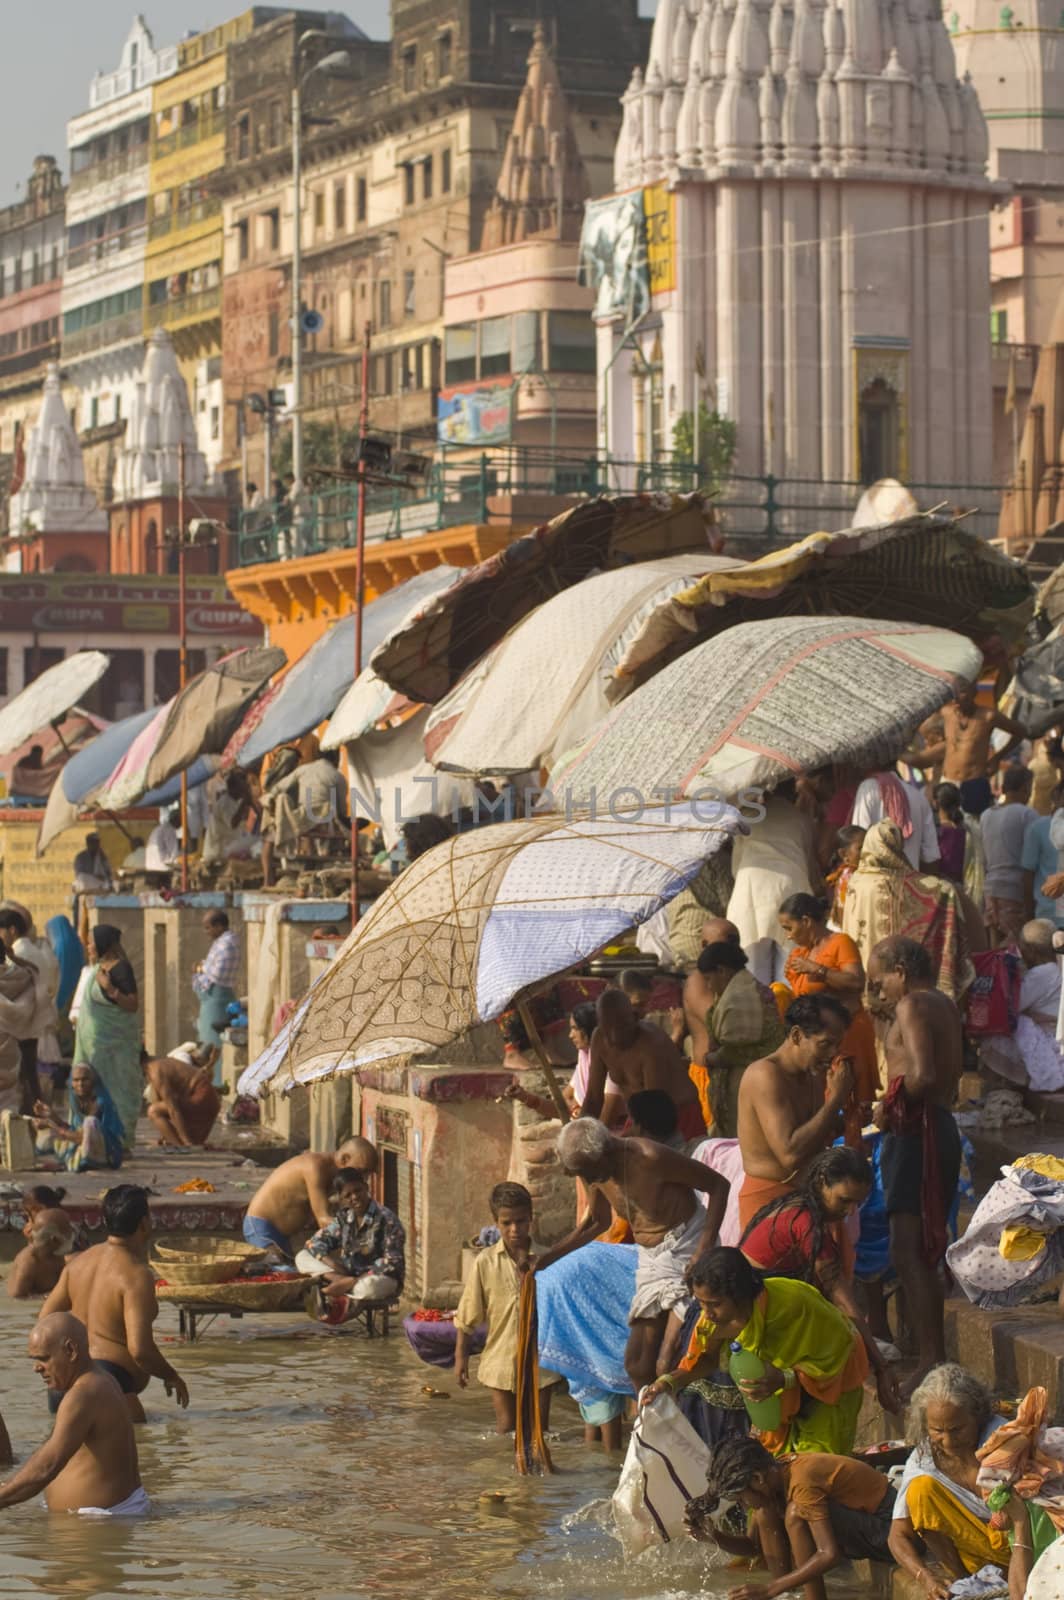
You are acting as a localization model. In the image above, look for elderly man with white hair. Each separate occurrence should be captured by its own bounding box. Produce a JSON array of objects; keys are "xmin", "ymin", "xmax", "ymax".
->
[
  {"xmin": 539, "ymin": 1117, "xmax": 728, "ymax": 1393},
  {"xmin": 983, "ymin": 918, "xmax": 1064, "ymax": 1092}
]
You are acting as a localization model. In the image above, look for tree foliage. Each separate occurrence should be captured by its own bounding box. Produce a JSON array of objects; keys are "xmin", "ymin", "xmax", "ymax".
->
[{"xmin": 671, "ymin": 404, "xmax": 738, "ymax": 494}]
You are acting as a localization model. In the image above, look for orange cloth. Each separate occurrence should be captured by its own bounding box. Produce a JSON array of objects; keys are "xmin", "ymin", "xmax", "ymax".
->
[
  {"xmin": 784, "ymin": 931, "xmax": 862, "ymax": 998},
  {"xmin": 688, "ymin": 1061, "xmax": 714, "ymax": 1132},
  {"xmin": 738, "ymin": 1173, "xmax": 798, "ymax": 1231}
]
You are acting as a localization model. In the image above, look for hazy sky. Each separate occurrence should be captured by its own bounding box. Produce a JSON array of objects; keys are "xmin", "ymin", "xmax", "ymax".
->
[{"xmin": 3, "ymin": 1, "xmax": 658, "ymax": 204}]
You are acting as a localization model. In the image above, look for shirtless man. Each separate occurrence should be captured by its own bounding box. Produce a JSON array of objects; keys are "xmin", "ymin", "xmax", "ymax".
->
[
  {"xmin": 736, "ymin": 994, "xmax": 852, "ymax": 1230},
  {"xmin": 242, "ymin": 1135, "xmax": 379, "ymax": 1256},
  {"xmin": 144, "ymin": 1048, "xmax": 220, "ymax": 1148},
  {"xmin": 673, "ymin": 918, "xmax": 741, "ymax": 1068},
  {"xmin": 547, "ymin": 1118, "xmax": 729, "ymax": 1389},
  {"xmin": 8, "ymin": 1213, "xmax": 74, "ymax": 1299},
  {"xmin": 866, "ymin": 936, "xmax": 963, "ymax": 1396},
  {"xmin": 40, "ymin": 1185, "xmax": 188, "ymax": 1424},
  {"xmin": 583, "ymin": 989, "xmax": 704, "ymax": 1142},
  {"xmin": 906, "ymin": 688, "xmax": 1027, "ymax": 816},
  {"xmin": 0, "ymin": 1314, "xmax": 146, "ymax": 1516}
]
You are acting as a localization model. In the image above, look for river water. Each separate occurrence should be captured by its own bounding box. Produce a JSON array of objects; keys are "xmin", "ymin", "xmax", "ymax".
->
[{"xmin": 0, "ymin": 1297, "xmax": 862, "ymax": 1600}]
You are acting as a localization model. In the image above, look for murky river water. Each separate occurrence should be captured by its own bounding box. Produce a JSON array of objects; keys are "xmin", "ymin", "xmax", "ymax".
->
[{"xmin": 0, "ymin": 1296, "xmax": 863, "ymax": 1600}]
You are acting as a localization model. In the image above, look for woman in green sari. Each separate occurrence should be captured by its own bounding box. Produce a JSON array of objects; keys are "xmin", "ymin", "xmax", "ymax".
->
[{"xmin": 73, "ymin": 925, "xmax": 141, "ymax": 1150}]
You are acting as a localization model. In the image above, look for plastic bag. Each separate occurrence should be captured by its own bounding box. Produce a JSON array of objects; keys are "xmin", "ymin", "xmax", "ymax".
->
[{"xmin": 611, "ymin": 1392, "xmax": 710, "ymax": 1554}]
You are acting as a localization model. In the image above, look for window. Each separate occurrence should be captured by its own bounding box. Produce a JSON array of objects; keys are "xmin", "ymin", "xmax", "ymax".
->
[
  {"xmin": 404, "ymin": 269, "xmax": 416, "ymax": 318},
  {"xmin": 237, "ymin": 114, "xmax": 250, "ymax": 159},
  {"xmin": 313, "ymin": 191, "xmax": 325, "ymax": 230},
  {"xmin": 547, "ymin": 311, "xmax": 596, "ymax": 373},
  {"xmin": 858, "ymin": 377, "xmax": 900, "ymax": 484},
  {"xmin": 269, "ymin": 99, "xmax": 283, "ymax": 147},
  {"xmin": 403, "ymin": 164, "xmax": 415, "ymax": 206},
  {"xmin": 439, "ymin": 29, "xmax": 453, "ymax": 78},
  {"xmin": 268, "ymin": 307, "xmax": 279, "ymax": 357},
  {"xmin": 441, "ymin": 148, "xmax": 452, "ymax": 193},
  {"xmin": 356, "ymin": 176, "xmax": 367, "ymax": 222},
  {"xmin": 334, "ymin": 183, "xmax": 346, "ymax": 232},
  {"xmin": 211, "ymin": 405, "xmax": 220, "ymax": 441},
  {"xmin": 266, "ymin": 208, "xmax": 280, "ymax": 252},
  {"xmin": 480, "ymin": 315, "xmax": 512, "ymax": 378},
  {"xmin": 422, "ymin": 157, "xmax": 433, "ymax": 201},
  {"xmin": 89, "ymin": 396, "xmax": 100, "ymax": 429},
  {"xmin": 444, "ymin": 324, "xmax": 476, "ymax": 385},
  {"xmin": 402, "ymin": 45, "xmax": 417, "ymax": 92},
  {"xmin": 379, "ymin": 278, "xmax": 392, "ymax": 328},
  {"xmin": 514, "ymin": 310, "xmax": 540, "ymax": 372},
  {"xmin": 114, "ymin": 394, "xmax": 121, "ymax": 422},
  {"xmin": 990, "ymin": 308, "xmax": 1008, "ymax": 344},
  {"xmin": 236, "ymin": 218, "xmax": 249, "ymax": 262}
]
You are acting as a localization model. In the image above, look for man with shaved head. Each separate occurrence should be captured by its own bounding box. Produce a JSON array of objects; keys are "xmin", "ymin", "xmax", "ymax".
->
[
  {"xmin": 674, "ymin": 918, "xmax": 743, "ymax": 1068},
  {"xmin": 582, "ymin": 989, "xmax": 705, "ymax": 1143},
  {"xmin": 0, "ymin": 1313, "xmax": 146, "ymax": 1515}
]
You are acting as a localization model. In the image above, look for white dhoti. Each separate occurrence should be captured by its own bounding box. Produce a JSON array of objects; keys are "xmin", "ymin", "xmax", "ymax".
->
[
  {"xmin": 629, "ymin": 1209, "xmax": 705, "ymax": 1324},
  {"xmin": 294, "ymin": 1249, "xmax": 399, "ymax": 1305},
  {"xmin": 75, "ymin": 1485, "xmax": 151, "ymax": 1517}
]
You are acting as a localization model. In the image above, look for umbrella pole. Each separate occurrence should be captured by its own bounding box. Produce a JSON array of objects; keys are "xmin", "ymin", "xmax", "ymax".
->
[
  {"xmin": 350, "ymin": 320, "xmax": 372, "ymax": 927},
  {"xmin": 516, "ymin": 1000, "xmax": 569, "ymax": 1122}
]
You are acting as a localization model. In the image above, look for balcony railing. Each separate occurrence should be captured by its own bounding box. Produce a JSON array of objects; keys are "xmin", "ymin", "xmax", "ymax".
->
[
  {"xmin": 233, "ymin": 448, "xmax": 1008, "ymax": 567},
  {"xmin": 61, "ymin": 308, "xmax": 144, "ymax": 360},
  {"xmin": 147, "ymin": 196, "xmax": 221, "ymax": 241},
  {"xmin": 67, "ymin": 144, "xmax": 149, "ymax": 194},
  {"xmin": 145, "ymin": 285, "xmax": 222, "ymax": 329},
  {"xmin": 150, "ymin": 107, "xmax": 226, "ymax": 162},
  {"xmin": 67, "ymin": 224, "xmax": 147, "ymax": 272},
  {"xmin": 0, "ymin": 339, "xmax": 60, "ymax": 379}
]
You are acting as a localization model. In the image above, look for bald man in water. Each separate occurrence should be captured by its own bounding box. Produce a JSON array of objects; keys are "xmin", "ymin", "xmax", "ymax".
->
[
  {"xmin": 0, "ymin": 1314, "xmax": 146, "ymax": 1515},
  {"xmin": 243, "ymin": 1136, "xmax": 380, "ymax": 1257}
]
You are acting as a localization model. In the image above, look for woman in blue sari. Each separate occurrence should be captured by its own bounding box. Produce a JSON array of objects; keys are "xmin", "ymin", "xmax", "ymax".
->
[
  {"xmin": 73, "ymin": 925, "xmax": 141, "ymax": 1149},
  {"xmin": 33, "ymin": 1063, "xmax": 124, "ymax": 1172}
]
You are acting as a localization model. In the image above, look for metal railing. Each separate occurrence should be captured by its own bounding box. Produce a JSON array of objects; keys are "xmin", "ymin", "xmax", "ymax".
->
[
  {"xmin": 145, "ymin": 285, "xmax": 222, "ymax": 329},
  {"xmin": 150, "ymin": 108, "xmax": 226, "ymax": 161},
  {"xmin": 147, "ymin": 196, "xmax": 221, "ymax": 241},
  {"xmin": 67, "ymin": 223, "xmax": 147, "ymax": 271},
  {"xmin": 61, "ymin": 308, "xmax": 144, "ymax": 360},
  {"xmin": 233, "ymin": 448, "xmax": 1006, "ymax": 567},
  {"xmin": 67, "ymin": 144, "xmax": 149, "ymax": 194}
]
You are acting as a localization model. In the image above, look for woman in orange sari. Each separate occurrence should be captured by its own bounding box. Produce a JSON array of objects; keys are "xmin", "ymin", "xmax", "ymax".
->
[{"xmin": 778, "ymin": 892, "xmax": 879, "ymax": 1109}]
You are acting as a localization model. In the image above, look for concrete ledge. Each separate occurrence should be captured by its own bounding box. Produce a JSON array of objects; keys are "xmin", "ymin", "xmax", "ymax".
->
[{"xmin": 947, "ymin": 1296, "xmax": 1064, "ymax": 1411}]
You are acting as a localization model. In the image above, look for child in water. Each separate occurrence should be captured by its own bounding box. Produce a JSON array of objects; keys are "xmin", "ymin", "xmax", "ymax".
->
[{"xmin": 454, "ymin": 1182, "xmax": 560, "ymax": 1434}]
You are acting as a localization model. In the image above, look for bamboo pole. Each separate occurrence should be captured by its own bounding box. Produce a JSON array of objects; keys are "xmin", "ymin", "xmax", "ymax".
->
[{"xmin": 516, "ymin": 999, "xmax": 569, "ymax": 1122}]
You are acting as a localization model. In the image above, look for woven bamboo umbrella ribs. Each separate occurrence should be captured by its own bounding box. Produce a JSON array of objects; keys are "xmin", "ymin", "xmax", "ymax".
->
[
  {"xmin": 605, "ymin": 513, "xmax": 1035, "ymax": 699},
  {"xmin": 548, "ymin": 617, "xmax": 985, "ymax": 808},
  {"xmin": 238, "ymin": 802, "xmax": 747, "ymax": 1098}
]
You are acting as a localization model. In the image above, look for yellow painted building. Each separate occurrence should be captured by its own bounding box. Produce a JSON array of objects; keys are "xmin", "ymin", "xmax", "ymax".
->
[{"xmin": 145, "ymin": 14, "xmax": 259, "ymax": 379}]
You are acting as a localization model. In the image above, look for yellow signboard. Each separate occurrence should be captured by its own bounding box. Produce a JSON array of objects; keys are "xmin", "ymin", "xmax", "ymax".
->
[{"xmin": 644, "ymin": 186, "xmax": 676, "ymax": 298}]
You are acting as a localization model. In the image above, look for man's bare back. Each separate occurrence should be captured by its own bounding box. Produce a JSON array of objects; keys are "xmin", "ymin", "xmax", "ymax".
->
[
  {"xmin": 46, "ymin": 1244, "xmax": 154, "ymax": 1393},
  {"xmin": 884, "ymin": 988, "xmax": 962, "ymax": 1107},
  {"xmin": 245, "ymin": 1151, "xmax": 338, "ymax": 1238},
  {"xmin": 591, "ymin": 1136, "xmax": 701, "ymax": 1247},
  {"xmin": 43, "ymin": 1370, "xmax": 140, "ymax": 1512},
  {"xmin": 737, "ymin": 1004, "xmax": 851, "ymax": 1184},
  {"xmin": 682, "ymin": 970, "xmax": 714, "ymax": 1066}
]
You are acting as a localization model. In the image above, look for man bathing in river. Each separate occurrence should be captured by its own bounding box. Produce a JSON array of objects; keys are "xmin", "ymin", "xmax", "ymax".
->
[
  {"xmin": 582, "ymin": 989, "xmax": 705, "ymax": 1143},
  {"xmin": 867, "ymin": 937, "xmax": 963, "ymax": 1397},
  {"xmin": 0, "ymin": 1314, "xmax": 146, "ymax": 1516},
  {"xmin": 736, "ymin": 994, "xmax": 853, "ymax": 1230},
  {"xmin": 547, "ymin": 1118, "xmax": 728, "ymax": 1390},
  {"xmin": 40, "ymin": 1185, "xmax": 188, "ymax": 1423},
  {"xmin": 242, "ymin": 1135, "xmax": 379, "ymax": 1256}
]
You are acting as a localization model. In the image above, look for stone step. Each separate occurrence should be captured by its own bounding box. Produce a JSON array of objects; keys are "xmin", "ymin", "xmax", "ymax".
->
[{"xmin": 946, "ymin": 1295, "xmax": 1064, "ymax": 1411}]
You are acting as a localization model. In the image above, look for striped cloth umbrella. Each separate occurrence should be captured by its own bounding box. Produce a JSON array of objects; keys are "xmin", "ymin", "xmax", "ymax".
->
[{"xmin": 549, "ymin": 616, "xmax": 984, "ymax": 807}]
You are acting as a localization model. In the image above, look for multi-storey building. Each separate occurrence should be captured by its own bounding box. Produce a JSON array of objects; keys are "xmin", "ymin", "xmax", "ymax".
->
[
  {"xmin": 0, "ymin": 157, "xmax": 66, "ymax": 538},
  {"xmin": 218, "ymin": 0, "xmax": 648, "ymax": 491},
  {"xmin": 62, "ymin": 17, "xmax": 178, "ymax": 510}
]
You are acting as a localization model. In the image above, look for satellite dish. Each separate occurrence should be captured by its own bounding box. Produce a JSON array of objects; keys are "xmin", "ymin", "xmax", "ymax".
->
[{"xmin": 300, "ymin": 308, "xmax": 324, "ymax": 335}]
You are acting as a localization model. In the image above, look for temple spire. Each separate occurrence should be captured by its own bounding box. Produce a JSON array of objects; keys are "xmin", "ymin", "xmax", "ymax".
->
[{"xmin": 7, "ymin": 363, "xmax": 107, "ymax": 536}]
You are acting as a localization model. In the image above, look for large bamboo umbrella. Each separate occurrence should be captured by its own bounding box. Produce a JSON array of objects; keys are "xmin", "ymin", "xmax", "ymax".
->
[{"xmin": 239, "ymin": 800, "xmax": 744, "ymax": 1097}]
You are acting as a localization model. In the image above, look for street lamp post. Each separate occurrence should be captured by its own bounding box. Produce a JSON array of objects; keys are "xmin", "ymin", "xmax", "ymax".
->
[{"xmin": 290, "ymin": 38, "xmax": 350, "ymax": 485}]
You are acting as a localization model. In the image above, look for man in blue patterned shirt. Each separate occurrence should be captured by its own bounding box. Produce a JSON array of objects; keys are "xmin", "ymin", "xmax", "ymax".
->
[{"xmin": 295, "ymin": 1169, "xmax": 404, "ymax": 1320}]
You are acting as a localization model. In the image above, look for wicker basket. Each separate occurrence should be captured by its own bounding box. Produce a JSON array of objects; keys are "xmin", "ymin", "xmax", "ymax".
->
[
  {"xmin": 151, "ymin": 1256, "xmax": 252, "ymax": 1286},
  {"xmin": 154, "ymin": 1236, "xmax": 265, "ymax": 1264},
  {"xmin": 156, "ymin": 1276, "xmax": 311, "ymax": 1313}
]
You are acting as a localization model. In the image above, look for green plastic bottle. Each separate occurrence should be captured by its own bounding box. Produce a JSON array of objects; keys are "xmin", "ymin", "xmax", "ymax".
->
[{"xmin": 728, "ymin": 1341, "xmax": 784, "ymax": 1431}]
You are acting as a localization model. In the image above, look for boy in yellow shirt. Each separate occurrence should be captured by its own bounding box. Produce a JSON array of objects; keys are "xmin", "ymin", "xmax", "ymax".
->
[{"xmin": 454, "ymin": 1182, "xmax": 560, "ymax": 1433}]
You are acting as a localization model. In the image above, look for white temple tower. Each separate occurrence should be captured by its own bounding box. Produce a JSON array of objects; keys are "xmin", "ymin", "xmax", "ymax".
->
[{"xmin": 596, "ymin": 0, "xmax": 997, "ymax": 497}]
